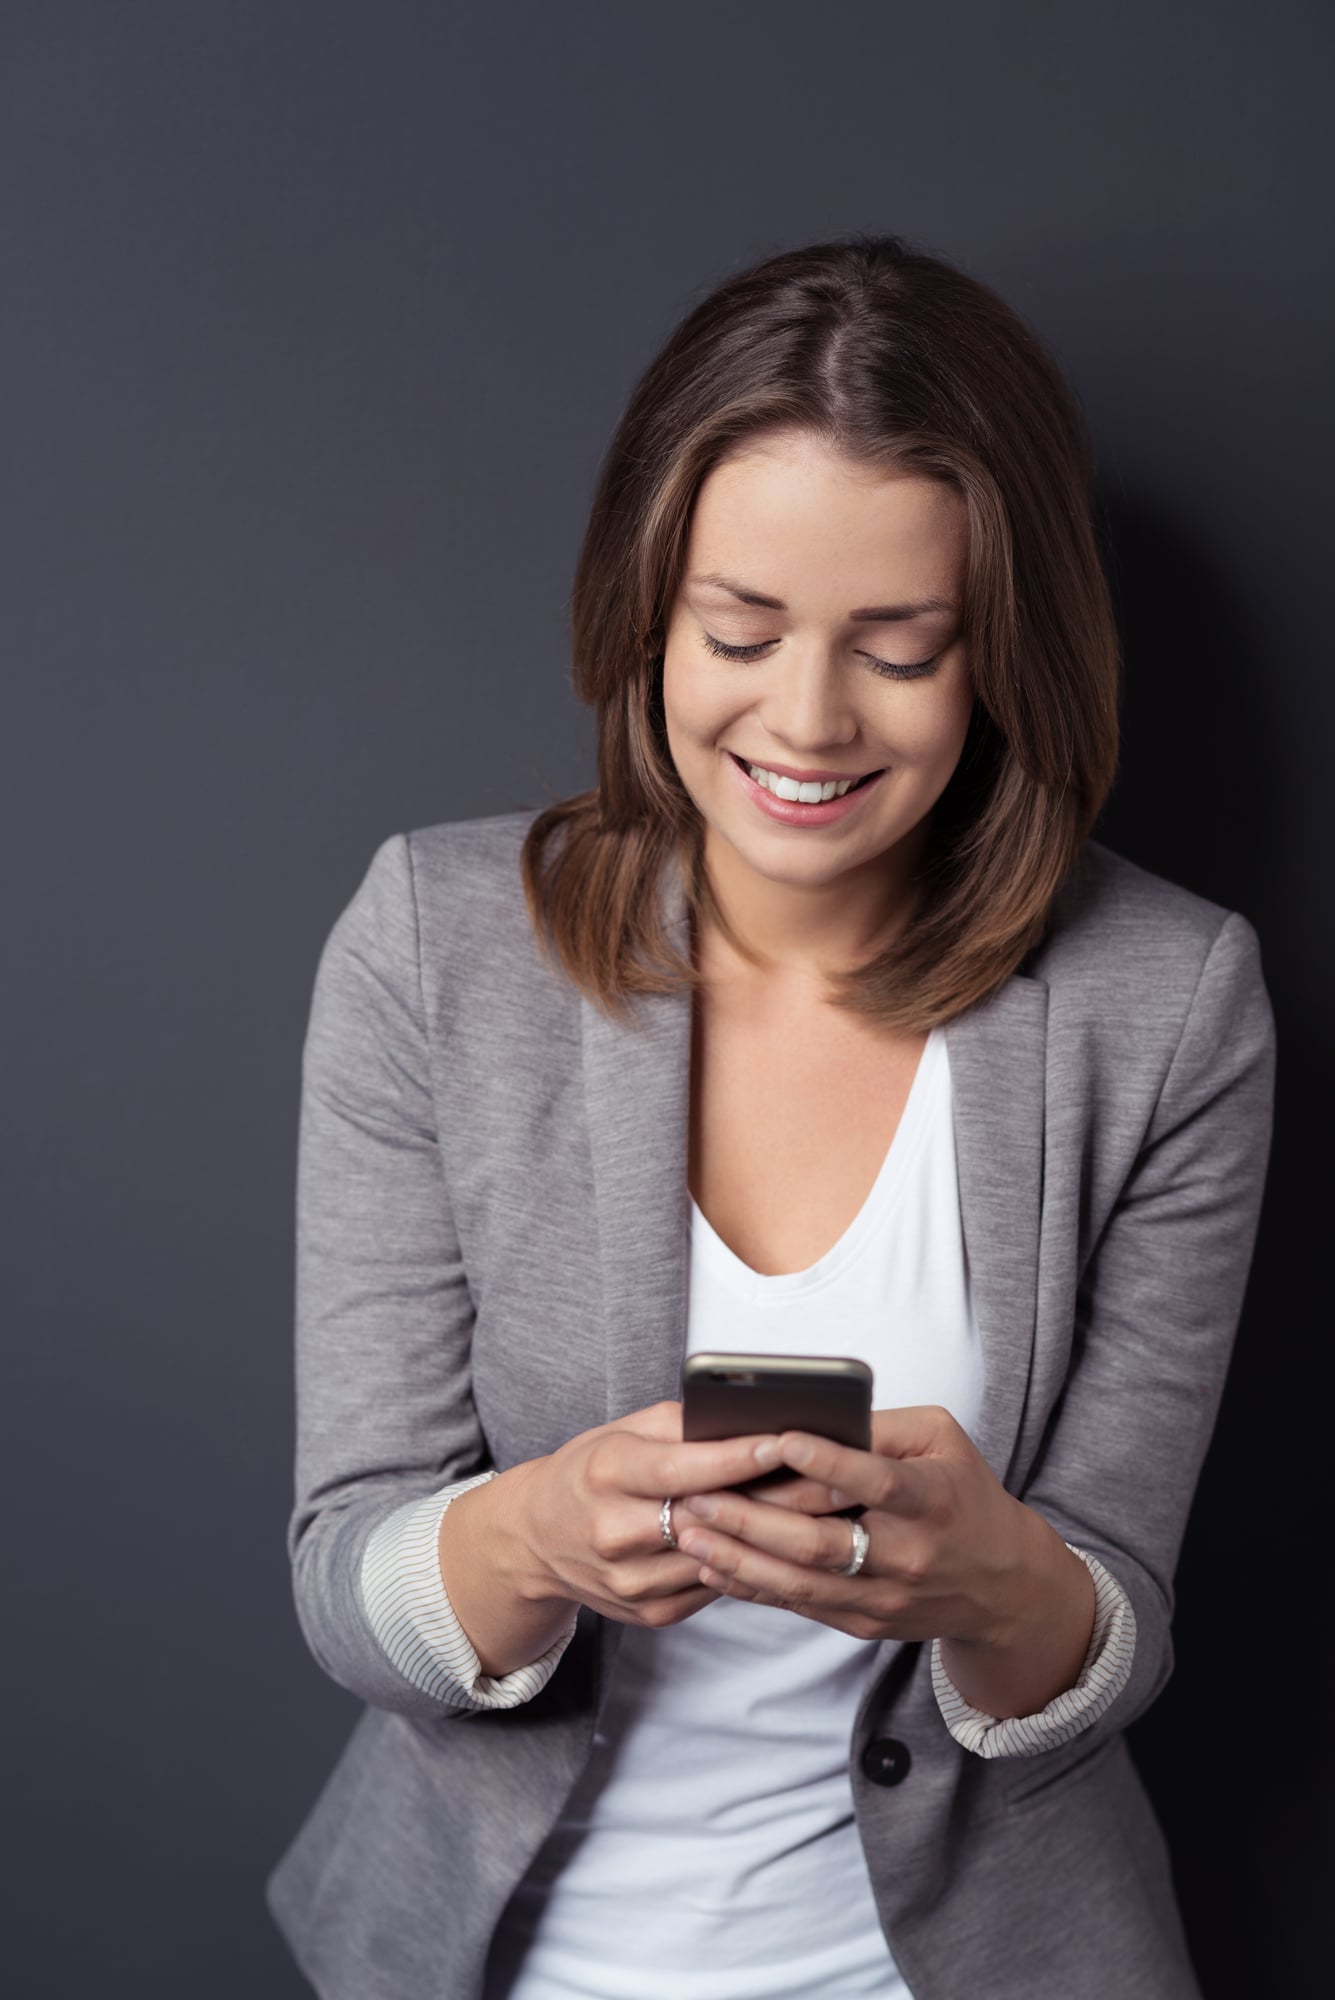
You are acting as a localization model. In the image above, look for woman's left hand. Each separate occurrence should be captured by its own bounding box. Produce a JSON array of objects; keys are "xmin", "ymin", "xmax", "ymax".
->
[{"xmin": 673, "ymin": 1405, "xmax": 1045, "ymax": 1648}]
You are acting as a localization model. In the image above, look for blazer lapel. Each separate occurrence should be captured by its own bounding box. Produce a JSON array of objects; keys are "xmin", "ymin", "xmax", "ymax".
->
[
  {"xmin": 581, "ymin": 854, "xmax": 694, "ymax": 1426},
  {"xmin": 942, "ymin": 974, "xmax": 1049, "ymax": 1492}
]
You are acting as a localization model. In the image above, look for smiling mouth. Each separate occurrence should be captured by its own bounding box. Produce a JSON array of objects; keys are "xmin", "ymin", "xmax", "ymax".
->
[{"xmin": 728, "ymin": 751, "xmax": 884, "ymax": 800}]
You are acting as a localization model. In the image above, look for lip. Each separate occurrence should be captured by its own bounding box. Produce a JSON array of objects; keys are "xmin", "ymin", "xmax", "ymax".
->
[{"xmin": 726, "ymin": 750, "xmax": 886, "ymax": 827}]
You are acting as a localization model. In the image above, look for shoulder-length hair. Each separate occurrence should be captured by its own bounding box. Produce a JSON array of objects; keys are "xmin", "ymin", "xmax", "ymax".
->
[{"xmin": 521, "ymin": 232, "xmax": 1119, "ymax": 1030}]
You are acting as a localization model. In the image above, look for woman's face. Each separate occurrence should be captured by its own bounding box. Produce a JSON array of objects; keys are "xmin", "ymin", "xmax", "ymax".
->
[{"xmin": 661, "ymin": 429, "xmax": 973, "ymax": 913}]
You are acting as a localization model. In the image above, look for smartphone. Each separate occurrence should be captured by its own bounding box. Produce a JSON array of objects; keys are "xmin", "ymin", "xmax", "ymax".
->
[{"xmin": 681, "ymin": 1351, "xmax": 872, "ymax": 1487}]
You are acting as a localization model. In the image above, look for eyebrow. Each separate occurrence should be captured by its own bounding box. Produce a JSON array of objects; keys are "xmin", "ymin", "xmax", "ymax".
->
[{"xmin": 686, "ymin": 571, "xmax": 957, "ymax": 622}]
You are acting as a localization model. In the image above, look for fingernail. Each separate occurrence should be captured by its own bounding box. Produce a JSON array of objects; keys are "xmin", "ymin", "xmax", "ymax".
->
[
  {"xmin": 677, "ymin": 1532, "xmax": 708, "ymax": 1559},
  {"xmin": 829, "ymin": 1488, "xmax": 853, "ymax": 1509},
  {"xmin": 753, "ymin": 1440, "xmax": 780, "ymax": 1468},
  {"xmin": 683, "ymin": 1496, "xmax": 718, "ymax": 1520}
]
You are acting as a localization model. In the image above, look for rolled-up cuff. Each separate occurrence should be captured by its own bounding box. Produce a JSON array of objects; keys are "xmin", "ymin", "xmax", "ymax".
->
[
  {"xmin": 930, "ymin": 1543, "xmax": 1137, "ymax": 1758},
  {"xmin": 359, "ymin": 1471, "xmax": 579, "ymax": 1709}
]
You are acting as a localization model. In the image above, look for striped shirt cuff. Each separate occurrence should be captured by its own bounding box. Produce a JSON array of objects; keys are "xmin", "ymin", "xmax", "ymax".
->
[
  {"xmin": 359, "ymin": 1471, "xmax": 580, "ymax": 1710},
  {"xmin": 930, "ymin": 1543, "xmax": 1137, "ymax": 1758}
]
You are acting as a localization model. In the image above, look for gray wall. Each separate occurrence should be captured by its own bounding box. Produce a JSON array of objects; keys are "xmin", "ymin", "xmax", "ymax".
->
[{"xmin": 3, "ymin": 4, "xmax": 1328, "ymax": 1994}]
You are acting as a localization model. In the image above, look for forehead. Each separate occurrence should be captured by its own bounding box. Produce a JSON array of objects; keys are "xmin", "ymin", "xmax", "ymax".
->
[{"xmin": 684, "ymin": 433, "xmax": 967, "ymax": 594}]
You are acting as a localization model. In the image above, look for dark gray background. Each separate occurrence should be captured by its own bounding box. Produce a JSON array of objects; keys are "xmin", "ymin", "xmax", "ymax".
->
[{"xmin": 3, "ymin": 4, "xmax": 1329, "ymax": 1994}]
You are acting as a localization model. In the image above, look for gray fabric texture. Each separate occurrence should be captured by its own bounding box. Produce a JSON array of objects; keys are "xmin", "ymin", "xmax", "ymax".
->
[{"xmin": 266, "ymin": 810, "xmax": 1275, "ymax": 2000}]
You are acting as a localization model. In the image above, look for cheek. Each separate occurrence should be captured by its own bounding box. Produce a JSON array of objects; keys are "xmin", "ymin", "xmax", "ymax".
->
[
  {"xmin": 663, "ymin": 651, "xmax": 732, "ymax": 751},
  {"xmin": 888, "ymin": 675, "xmax": 973, "ymax": 773}
]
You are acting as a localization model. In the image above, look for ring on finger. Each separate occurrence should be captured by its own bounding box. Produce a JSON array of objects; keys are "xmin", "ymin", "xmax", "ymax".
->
[
  {"xmin": 837, "ymin": 1517, "xmax": 870, "ymax": 1576},
  {"xmin": 659, "ymin": 1497, "xmax": 677, "ymax": 1550}
]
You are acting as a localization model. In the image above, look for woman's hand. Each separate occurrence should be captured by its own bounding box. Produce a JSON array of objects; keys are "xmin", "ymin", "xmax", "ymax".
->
[
  {"xmin": 443, "ymin": 1399, "xmax": 814, "ymax": 1674},
  {"xmin": 669, "ymin": 1404, "xmax": 1080, "ymax": 1659}
]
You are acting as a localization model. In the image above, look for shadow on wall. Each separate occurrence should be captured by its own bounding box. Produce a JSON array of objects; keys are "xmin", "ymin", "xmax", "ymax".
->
[{"xmin": 1093, "ymin": 493, "xmax": 1327, "ymax": 1998}]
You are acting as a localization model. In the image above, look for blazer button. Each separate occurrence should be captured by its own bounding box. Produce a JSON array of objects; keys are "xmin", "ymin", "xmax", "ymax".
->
[{"xmin": 861, "ymin": 1737, "xmax": 911, "ymax": 1787}]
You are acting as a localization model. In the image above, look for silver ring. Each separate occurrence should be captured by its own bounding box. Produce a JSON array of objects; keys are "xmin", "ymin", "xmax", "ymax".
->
[
  {"xmin": 837, "ymin": 1517, "xmax": 870, "ymax": 1576},
  {"xmin": 659, "ymin": 1497, "xmax": 677, "ymax": 1549}
]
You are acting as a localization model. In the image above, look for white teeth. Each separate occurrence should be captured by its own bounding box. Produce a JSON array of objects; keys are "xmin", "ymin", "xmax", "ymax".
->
[{"xmin": 746, "ymin": 762, "xmax": 856, "ymax": 801}]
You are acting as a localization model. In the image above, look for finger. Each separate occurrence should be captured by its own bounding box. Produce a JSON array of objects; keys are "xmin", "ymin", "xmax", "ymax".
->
[
  {"xmin": 610, "ymin": 1553, "xmax": 727, "ymax": 1602},
  {"xmin": 682, "ymin": 1527, "xmax": 848, "ymax": 1607},
  {"xmin": 675, "ymin": 1490, "xmax": 864, "ymax": 1575},
  {"xmin": 626, "ymin": 1433, "xmax": 782, "ymax": 1501},
  {"xmin": 617, "ymin": 1581, "xmax": 723, "ymax": 1624},
  {"xmin": 666, "ymin": 1582, "xmax": 725, "ymax": 1618},
  {"xmin": 696, "ymin": 1566, "xmax": 768, "ymax": 1606},
  {"xmin": 767, "ymin": 1431, "xmax": 921, "ymax": 1515},
  {"xmin": 734, "ymin": 1471, "xmax": 858, "ymax": 1515}
]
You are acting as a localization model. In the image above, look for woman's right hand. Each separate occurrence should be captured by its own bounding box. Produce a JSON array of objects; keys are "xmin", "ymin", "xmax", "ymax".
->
[{"xmin": 437, "ymin": 1400, "xmax": 787, "ymax": 1676}]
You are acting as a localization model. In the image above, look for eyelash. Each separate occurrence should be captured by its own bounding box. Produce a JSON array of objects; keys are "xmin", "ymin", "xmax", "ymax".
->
[{"xmin": 700, "ymin": 632, "xmax": 942, "ymax": 680}]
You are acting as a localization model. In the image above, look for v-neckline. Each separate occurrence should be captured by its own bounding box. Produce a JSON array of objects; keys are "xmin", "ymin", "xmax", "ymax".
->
[{"xmin": 688, "ymin": 1027, "xmax": 944, "ymax": 1301}]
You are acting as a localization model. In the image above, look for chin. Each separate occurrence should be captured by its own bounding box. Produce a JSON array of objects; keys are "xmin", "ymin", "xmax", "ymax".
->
[{"xmin": 721, "ymin": 818, "xmax": 885, "ymax": 884}]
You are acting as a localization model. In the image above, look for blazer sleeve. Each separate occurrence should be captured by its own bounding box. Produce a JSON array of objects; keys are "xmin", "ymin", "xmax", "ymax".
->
[
  {"xmin": 1002, "ymin": 908, "xmax": 1276, "ymax": 1761},
  {"xmin": 285, "ymin": 832, "xmax": 550, "ymax": 1722}
]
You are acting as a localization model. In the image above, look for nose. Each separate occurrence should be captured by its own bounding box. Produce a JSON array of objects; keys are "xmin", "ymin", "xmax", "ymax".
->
[{"xmin": 759, "ymin": 640, "xmax": 860, "ymax": 754}]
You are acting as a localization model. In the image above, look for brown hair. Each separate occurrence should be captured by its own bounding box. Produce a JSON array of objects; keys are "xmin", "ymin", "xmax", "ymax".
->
[{"xmin": 520, "ymin": 231, "xmax": 1119, "ymax": 1030}]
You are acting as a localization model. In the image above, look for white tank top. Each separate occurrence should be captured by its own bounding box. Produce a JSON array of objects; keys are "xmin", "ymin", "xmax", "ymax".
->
[{"xmin": 484, "ymin": 1026, "xmax": 985, "ymax": 2000}]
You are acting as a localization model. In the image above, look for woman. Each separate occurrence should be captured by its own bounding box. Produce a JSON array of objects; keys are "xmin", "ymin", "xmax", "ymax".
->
[{"xmin": 266, "ymin": 234, "xmax": 1275, "ymax": 2000}]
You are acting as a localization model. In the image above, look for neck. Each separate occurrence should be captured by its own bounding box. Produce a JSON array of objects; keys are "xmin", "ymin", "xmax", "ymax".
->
[{"xmin": 696, "ymin": 820, "xmax": 927, "ymax": 987}]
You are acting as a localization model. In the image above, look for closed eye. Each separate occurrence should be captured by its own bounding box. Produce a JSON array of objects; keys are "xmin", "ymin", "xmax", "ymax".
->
[{"xmin": 700, "ymin": 633, "xmax": 942, "ymax": 681}]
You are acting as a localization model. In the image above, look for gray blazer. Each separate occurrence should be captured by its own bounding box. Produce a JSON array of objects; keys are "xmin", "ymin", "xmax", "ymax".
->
[{"xmin": 266, "ymin": 810, "xmax": 1275, "ymax": 2000}]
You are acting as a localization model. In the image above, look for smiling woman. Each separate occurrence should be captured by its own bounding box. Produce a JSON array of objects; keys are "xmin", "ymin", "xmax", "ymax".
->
[
  {"xmin": 268, "ymin": 234, "xmax": 1274, "ymax": 2000},
  {"xmin": 520, "ymin": 239, "xmax": 1119, "ymax": 1031}
]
